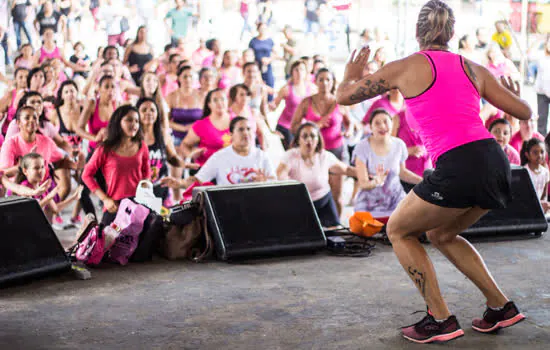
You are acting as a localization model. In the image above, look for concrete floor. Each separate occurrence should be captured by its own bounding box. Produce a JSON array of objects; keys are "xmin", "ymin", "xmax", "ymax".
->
[{"xmin": 1, "ymin": 229, "xmax": 549, "ymax": 350}]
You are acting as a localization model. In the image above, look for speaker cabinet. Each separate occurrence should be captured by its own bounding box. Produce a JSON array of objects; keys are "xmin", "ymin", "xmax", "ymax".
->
[
  {"xmin": 461, "ymin": 167, "xmax": 548, "ymax": 236},
  {"xmin": 193, "ymin": 181, "xmax": 327, "ymax": 261},
  {"xmin": 0, "ymin": 197, "xmax": 71, "ymax": 286}
]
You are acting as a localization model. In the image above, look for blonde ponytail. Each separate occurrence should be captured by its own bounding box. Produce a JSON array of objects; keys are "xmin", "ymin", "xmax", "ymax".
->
[{"xmin": 416, "ymin": 0, "xmax": 455, "ymax": 48}]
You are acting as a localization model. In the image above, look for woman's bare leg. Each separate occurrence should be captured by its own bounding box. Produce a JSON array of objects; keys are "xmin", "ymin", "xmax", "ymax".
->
[
  {"xmin": 427, "ymin": 209, "xmax": 509, "ymax": 308},
  {"xmin": 329, "ymin": 173, "xmax": 343, "ymax": 215},
  {"xmin": 387, "ymin": 192, "xmax": 473, "ymax": 320}
]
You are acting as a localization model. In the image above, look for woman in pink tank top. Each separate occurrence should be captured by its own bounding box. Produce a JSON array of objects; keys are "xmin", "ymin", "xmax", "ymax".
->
[
  {"xmin": 336, "ymin": 1, "xmax": 532, "ymax": 343},
  {"xmin": 35, "ymin": 29, "xmax": 64, "ymax": 65},
  {"xmin": 160, "ymin": 52, "xmax": 181, "ymax": 98},
  {"xmin": 292, "ymin": 68, "xmax": 354, "ymax": 216},
  {"xmin": 181, "ymin": 88, "xmax": 231, "ymax": 167},
  {"xmin": 76, "ymin": 76, "xmax": 118, "ymax": 152},
  {"xmin": 0, "ymin": 68, "xmax": 29, "ymax": 135},
  {"xmin": 270, "ymin": 60, "xmax": 315, "ymax": 149}
]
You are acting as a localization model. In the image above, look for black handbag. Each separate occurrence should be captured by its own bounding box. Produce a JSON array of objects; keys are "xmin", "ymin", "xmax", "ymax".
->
[{"xmin": 169, "ymin": 201, "xmax": 199, "ymax": 226}]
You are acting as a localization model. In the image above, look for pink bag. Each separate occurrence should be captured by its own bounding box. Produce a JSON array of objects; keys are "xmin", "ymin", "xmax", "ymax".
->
[
  {"xmin": 74, "ymin": 224, "xmax": 106, "ymax": 266},
  {"xmin": 108, "ymin": 199, "xmax": 150, "ymax": 265}
]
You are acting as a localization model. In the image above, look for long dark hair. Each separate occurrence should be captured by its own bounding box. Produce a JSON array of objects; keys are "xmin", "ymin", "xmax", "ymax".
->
[
  {"xmin": 18, "ymin": 91, "xmax": 46, "ymax": 128},
  {"xmin": 520, "ymin": 138, "xmax": 545, "ymax": 166},
  {"xmin": 176, "ymin": 65, "xmax": 193, "ymax": 88},
  {"xmin": 137, "ymin": 97, "xmax": 164, "ymax": 152},
  {"xmin": 102, "ymin": 105, "xmax": 143, "ymax": 152},
  {"xmin": 14, "ymin": 67, "xmax": 29, "ymax": 89},
  {"xmin": 292, "ymin": 122, "xmax": 324, "ymax": 153},
  {"xmin": 27, "ymin": 67, "xmax": 45, "ymax": 90},
  {"xmin": 202, "ymin": 88, "xmax": 224, "ymax": 118},
  {"xmin": 56, "ymin": 80, "xmax": 78, "ymax": 107},
  {"xmin": 315, "ymin": 68, "xmax": 336, "ymax": 95}
]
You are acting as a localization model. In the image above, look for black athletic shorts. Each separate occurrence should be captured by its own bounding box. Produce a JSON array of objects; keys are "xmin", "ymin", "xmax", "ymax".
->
[{"xmin": 413, "ymin": 138, "xmax": 511, "ymax": 209}]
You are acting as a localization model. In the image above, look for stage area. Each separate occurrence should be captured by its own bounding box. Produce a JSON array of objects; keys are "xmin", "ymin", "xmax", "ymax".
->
[{"xmin": 1, "ymin": 229, "xmax": 549, "ymax": 349}]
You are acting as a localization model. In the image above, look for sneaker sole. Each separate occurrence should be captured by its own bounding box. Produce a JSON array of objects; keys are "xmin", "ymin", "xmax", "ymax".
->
[
  {"xmin": 472, "ymin": 313, "xmax": 526, "ymax": 333},
  {"xmin": 403, "ymin": 329, "xmax": 465, "ymax": 344}
]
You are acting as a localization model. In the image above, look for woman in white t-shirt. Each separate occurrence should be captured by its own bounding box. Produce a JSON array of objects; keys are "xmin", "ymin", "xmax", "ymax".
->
[
  {"xmin": 160, "ymin": 116, "xmax": 275, "ymax": 188},
  {"xmin": 521, "ymin": 138, "xmax": 550, "ymax": 213},
  {"xmin": 277, "ymin": 122, "xmax": 355, "ymax": 228}
]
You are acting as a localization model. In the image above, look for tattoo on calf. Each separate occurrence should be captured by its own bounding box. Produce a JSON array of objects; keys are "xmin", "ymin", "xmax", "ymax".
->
[
  {"xmin": 349, "ymin": 79, "xmax": 391, "ymax": 102},
  {"xmin": 408, "ymin": 266, "xmax": 426, "ymax": 297}
]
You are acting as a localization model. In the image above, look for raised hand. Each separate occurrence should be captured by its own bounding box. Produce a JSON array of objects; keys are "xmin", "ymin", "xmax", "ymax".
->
[
  {"xmin": 343, "ymin": 46, "xmax": 371, "ymax": 83},
  {"xmin": 373, "ymin": 164, "xmax": 389, "ymax": 187},
  {"xmin": 33, "ymin": 179, "xmax": 52, "ymax": 197},
  {"xmin": 500, "ymin": 76, "xmax": 521, "ymax": 97}
]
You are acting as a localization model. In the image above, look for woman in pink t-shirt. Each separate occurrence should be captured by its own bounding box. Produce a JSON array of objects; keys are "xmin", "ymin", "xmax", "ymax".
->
[
  {"xmin": 291, "ymin": 68, "xmax": 355, "ymax": 215},
  {"xmin": 181, "ymin": 88, "xmax": 232, "ymax": 167},
  {"xmin": 82, "ymin": 105, "xmax": 151, "ymax": 225},
  {"xmin": 0, "ymin": 106, "xmax": 76, "ymax": 195},
  {"xmin": 489, "ymin": 119, "xmax": 520, "ymax": 165},
  {"xmin": 277, "ymin": 122, "xmax": 354, "ymax": 228}
]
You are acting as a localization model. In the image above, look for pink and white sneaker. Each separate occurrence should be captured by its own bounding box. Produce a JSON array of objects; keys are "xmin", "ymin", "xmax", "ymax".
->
[
  {"xmin": 401, "ymin": 313, "xmax": 465, "ymax": 344},
  {"xmin": 472, "ymin": 301, "xmax": 526, "ymax": 333}
]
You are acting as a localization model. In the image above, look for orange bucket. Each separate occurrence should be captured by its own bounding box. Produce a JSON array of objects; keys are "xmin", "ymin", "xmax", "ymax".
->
[{"xmin": 349, "ymin": 211, "xmax": 385, "ymax": 237}]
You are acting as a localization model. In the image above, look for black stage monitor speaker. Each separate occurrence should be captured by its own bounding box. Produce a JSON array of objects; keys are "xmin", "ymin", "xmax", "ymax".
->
[
  {"xmin": 462, "ymin": 167, "xmax": 548, "ymax": 236},
  {"xmin": 0, "ymin": 197, "xmax": 71, "ymax": 286},
  {"xmin": 193, "ymin": 181, "xmax": 327, "ymax": 261}
]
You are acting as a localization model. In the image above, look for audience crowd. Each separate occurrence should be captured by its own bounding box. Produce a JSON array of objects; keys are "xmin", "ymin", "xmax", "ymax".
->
[{"xmin": 0, "ymin": 0, "xmax": 549, "ymax": 230}]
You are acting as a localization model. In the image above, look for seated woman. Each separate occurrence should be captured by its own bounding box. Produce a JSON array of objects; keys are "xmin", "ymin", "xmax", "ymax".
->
[
  {"xmin": 82, "ymin": 105, "xmax": 151, "ymax": 225},
  {"xmin": 161, "ymin": 117, "xmax": 275, "ymax": 188},
  {"xmin": 0, "ymin": 106, "xmax": 77, "ymax": 196},
  {"xmin": 489, "ymin": 119, "xmax": 520, "ymax": 165},
  {"xmin": 277, "ymin": 122, "xmax": 355, "ymax": 229},
  {"xmin": 138, "ymin": 97, "xmax": 197, "ymax": 205},
  {"xmin": 353, "ymin": 110, "xmax": 422, "ymax": 218},
  {"xmin": 180, "ymin": 88, "xmax": 232, "ymax": 167}
]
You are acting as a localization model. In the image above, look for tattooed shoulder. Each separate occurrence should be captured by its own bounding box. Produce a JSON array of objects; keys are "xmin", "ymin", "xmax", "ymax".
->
[
  {"xmin": 463, "ymin": 59, "xmax": 477, "ymax": 83},
  {"xmin": 349, "ymin": 78, "xmax": 391, "ymax": 102}
]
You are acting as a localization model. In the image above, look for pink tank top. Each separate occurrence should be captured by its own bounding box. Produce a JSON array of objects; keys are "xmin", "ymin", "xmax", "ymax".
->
[
  {"xmin": 404, "ymin": 51, "xmax": 491, "ymax": 163},
  {"xmin": 39, "ymin": 46, "xmax": 61, "ymax": 64},
  {"xmin": 278, "ymin": 84, "xmax": 310, "ymax": 129},
  {"xmin": 305, "ymin": 98, "xmax": 344, "ymax": 150},
  {"xmin": 88, "ymin": 99, "xmax": 111, "ymax": 150},
  {"xmin": 5, "ymin": 89, "xmax": 20, "ymax": 134},
  {"xmin": 161, "ymin": 74, "xmax": 179, "ymax": 98},
  {"xmin": 191, "ymin": 116, "xmax": 231, "ymax": 166}
]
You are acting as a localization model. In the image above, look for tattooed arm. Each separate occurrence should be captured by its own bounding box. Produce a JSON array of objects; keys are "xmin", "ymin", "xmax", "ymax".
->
[{"xmin": 336, "ymin": 47, "xmax": 402, "ymax": 106}]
